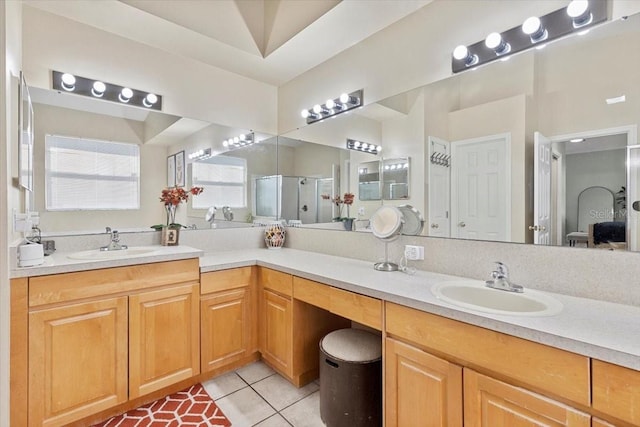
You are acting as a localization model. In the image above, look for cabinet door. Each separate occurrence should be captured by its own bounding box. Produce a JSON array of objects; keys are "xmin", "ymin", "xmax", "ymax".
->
[
  {"xmin": 260, "ymin": 289, "xmax": 292, "ymax": 376},
  {"xmin": 29, "ymin": 297, "xmax": 128, "ymax": 427},
  {"xmin": 464, "ymin": 369, "xmax": 590, "ymax": 427},
  {"xmin": 129, "ymin": 283, "xmax": 200, "ymax": 399},
  {"xmin": 385, "ymin": 337, "xmax": 462, "ymax": 427},
  {"xmin": 201, "ymin": 287, "xmax": 251, "ymax": 372}
]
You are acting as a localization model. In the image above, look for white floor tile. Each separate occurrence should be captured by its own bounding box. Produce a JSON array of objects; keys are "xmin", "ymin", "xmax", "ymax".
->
[
  {"xmin": 215, "ymin": 387, "xmax": 276, "ymax": 426},
  {"xmin": 236, "ymin": 360, "xmax": 276, "ymax": 384},
  {"xmin": 253, "ymin": 374, "xmax": 319, "ymax": 411},
  {"xmin": 280, "ymin": 392, "xmax": 325, "ymax": 427},
  {"xmin": 254, "ymin": 413, "xmax": 293, "ymax": 427},
  {"xmin": 202, "ymin": 371, "xmax": 247, "ymax": 400}
]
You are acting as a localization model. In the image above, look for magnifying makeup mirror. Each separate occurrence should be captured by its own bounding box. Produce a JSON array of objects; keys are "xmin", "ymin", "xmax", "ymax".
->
[
  {"xmin": 398, "ymin": 205, "xmax": 424, "ymax": 236},
  {"xmin": 370, "ymin": 205, "xmax": 404, "ymax": 271}
]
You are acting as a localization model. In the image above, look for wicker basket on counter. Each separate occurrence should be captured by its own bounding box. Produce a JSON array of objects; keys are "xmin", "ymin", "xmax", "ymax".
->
[{"xmin": 264, "ymin": 222, "xmax": 286, "ymax": 249}]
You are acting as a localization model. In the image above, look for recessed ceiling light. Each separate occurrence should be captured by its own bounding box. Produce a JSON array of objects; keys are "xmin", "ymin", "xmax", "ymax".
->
[{"xmin": 570, "ymin": 138, "xmax": 585, "ymax": 143}]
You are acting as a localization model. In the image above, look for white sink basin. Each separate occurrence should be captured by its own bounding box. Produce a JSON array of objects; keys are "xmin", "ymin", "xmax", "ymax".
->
[
  {"xmin": 67, "ymin": 246, "xmax": 160, "ymax": 260},
  {"xmin": 431, "ymin": 280, "xmax": 563, "ymax": 316}
]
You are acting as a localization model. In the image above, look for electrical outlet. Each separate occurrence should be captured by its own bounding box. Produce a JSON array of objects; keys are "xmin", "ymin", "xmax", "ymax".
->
[
  {"xmin": 404, "ymin": 245, "xmax": 424, "ymax": 261},
  {"xmin": 358, "ymin": 207, "xmax": 365, "ymax": 216}
]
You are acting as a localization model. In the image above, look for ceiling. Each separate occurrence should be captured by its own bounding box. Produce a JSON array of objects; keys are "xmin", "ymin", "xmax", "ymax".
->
[{"xmin": 24, "ymin": 0, "xmax": 432, "ymax": 86}]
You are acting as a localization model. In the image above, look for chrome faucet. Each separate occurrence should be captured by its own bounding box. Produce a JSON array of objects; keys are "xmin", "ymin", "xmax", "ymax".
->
[
  {"xmin": 100, "ymin": 227, "xmax": 128, "ymax": 251},
  {"xmin": 485, "ymin": 262, "xmax": 523, "ymax": 293}
]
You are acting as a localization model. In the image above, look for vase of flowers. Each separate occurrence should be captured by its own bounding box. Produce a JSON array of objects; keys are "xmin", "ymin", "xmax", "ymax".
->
[
  {"xmin": 152, "ymin": 186, "xmax": 203, "ymax": 244},
  {"xmin": 322, "ymin": 192, "xmax": 355, "ymax": 230}
]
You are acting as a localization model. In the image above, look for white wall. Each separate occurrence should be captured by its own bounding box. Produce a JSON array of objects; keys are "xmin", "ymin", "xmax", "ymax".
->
[
  {"xmin": 33, "ymin": 103, "xmax": 167, "ymax": 232},
  {"xmin": 21, "ymin": 6, "xmax": 278, "ymax": 135}
]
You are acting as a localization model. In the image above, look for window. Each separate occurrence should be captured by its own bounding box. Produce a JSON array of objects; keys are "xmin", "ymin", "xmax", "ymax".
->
[
  {"xmin": 45, "ymin": 135, "xmax": 140, "ymax": 210},
  {"xmin": 191, "ymin": 156, "xmax": 247, "ymax": 209}
]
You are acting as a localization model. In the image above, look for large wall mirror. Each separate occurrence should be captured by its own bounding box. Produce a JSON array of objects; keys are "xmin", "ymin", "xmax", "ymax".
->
[
  {"xmin": 28, "ymin": 85, "xmax": 276, "ymax": 233},
  {"xmin": 24, "ymin": 9, "xmax": 640, "ymax": 253},
  {"xmin": 279, "ymin": 11, "xmax": 640, "ymax": 252}
]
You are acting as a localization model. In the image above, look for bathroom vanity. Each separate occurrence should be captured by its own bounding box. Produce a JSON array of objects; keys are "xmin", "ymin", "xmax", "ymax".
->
[{"xmin": 10, "ymin": 247, "xmax": 640, "ymax": 426}]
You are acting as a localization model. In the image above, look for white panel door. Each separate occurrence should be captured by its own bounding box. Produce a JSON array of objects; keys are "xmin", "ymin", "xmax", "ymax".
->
[
  {"xmin": 533, "ymin": 132, "xmax": 552, "ymax": 245},
  {"xmin": 428, "ymin": 136, "xmax": 451, "ymax": 237},
  {"xmin": 451, "ymin": 134, "xmax": 510, "ymax": 241}
]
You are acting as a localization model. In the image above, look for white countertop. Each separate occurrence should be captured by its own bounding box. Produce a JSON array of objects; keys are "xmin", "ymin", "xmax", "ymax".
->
[
  {"xmin": 10, "ymin": 245, "xmax": 203, "ymax": 278},
  {"xmin": 201, "ymin": 248, "xmax": 640, "ymax": 371},
  {"xmin": 11, "ymin": 245, "xmax": 640, "ymax": 370}
]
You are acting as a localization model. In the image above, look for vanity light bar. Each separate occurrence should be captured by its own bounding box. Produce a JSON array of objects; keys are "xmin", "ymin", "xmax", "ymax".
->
[
  {"xmin": 301, "ymin": 90, "xmax": 364, "ymax": 124},
  {"xmin": 52, "ymin": 71, "xmax": 162, "ymax": 111},
  {"xmin": 346, "ymin": 138, "xmax": 381, "ymax": 155},
  {"xmin": 188, "ymin": 148, "xmax": 212, "ymax": 161},
  {"xmin": 451, "ymin": 0, "xmax": 607, "ymax": 74},
  {"xmin": 384, "ymin": 162, "xmax": 409, "ymax": 170},
  {"xmin": 222, "ymin": 132, "xmax": 256, "ymax": 150}
]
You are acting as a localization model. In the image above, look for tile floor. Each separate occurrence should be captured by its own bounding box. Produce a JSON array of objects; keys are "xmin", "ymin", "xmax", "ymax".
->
[{"xmin": 202, "ymin": 361, "xmax": 325, "ymax": 427}]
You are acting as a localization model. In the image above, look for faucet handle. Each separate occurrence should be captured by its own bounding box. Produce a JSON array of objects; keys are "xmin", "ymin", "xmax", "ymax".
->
[
  {"xmin": 106, "ymin": 226, "xmax": 112, "ymax": 233},
  {"xmin": 494, "ymin": 261, "xmax": 509, "ymax": 277}
]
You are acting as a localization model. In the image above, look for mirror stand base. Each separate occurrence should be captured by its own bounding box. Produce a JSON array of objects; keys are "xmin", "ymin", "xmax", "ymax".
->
[{"xmin": 374, "ymin": 261, "xmax": 398, "ymax": 272}]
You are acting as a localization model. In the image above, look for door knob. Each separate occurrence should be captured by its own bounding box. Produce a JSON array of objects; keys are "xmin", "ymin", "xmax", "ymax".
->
[
  {"xmin": 301, "ymin": 205, "xmax": 308, "ymax": 212},
  {"xmin": 528, "ymin": 225, "xmax": 539, "ymax": 231},
  {"xmin": 430, "ymin": 223, "xmax": 439, "ymax": 229},
  {"xmin": 458, "ymin": 222, "xmax": 466, "ymax": 228}
]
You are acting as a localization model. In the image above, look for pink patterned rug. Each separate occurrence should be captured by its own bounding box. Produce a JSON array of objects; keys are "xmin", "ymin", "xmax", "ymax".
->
[{"xmin": 94, "ymin": 384, "xmax": 231, "ymax": 427}]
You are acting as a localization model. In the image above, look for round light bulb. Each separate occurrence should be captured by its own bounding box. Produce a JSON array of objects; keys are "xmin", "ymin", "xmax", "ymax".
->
[
  {"xmin": 354, "ymin": 141, "xmax": 361, "ymax": 148},
  {"xmin": 239, "ymin": 134, "xmax": 246, "ymax": 141},
  {"xmin": 376, "ymin": 145, "xmax": 382, "ymax": 152},
  {"xmin": 325, "ymin": 99, "xmax": 335, "ymax": 109},
  {"xmin": 223, "ymin": 140, "xmax": 229, "ymax": 147},
  {"xmin": 361, "ymin": 143, "xmax": 369, "ymax": 150},
  {"xmin": 339, "ymin": 93, "xmax": 350, "ymax": 104},
  {"xmin": 120, "ymin": 87, "xmax": 133, "ymax": 101},
  {"xmin": 485, "ymin": 32, "xmax": 502, "ymax": 49},
  {"xmin": 92, "ymin": 81, "xmax": 106, "ymax": 97},
  {"xmin": 313, "ymin": 104, "xmax": 323, "ymax": 114},
  {"xmin": 233, "ymin": 137, "xmax": 240, "ymax": 144},
  {"xmin": 522, "ymin": 17, "xmax": 541, "ymax": 35},
  {"xmin": 567, "ymin": 0, "xmax": 589, "ymax": 18},
  {"xmin": 61, "ymin": 73, "xmax": 76, "ymax": 91},
  {"xmin": 453, "ymin": 45, "xmax": 469, "ymax": 60},
  {"xmin": 301, "ymin": 109, "xmax": 310, "ymax": 118},
  {"xmin": 143, "ymin": 93, "xmax": 158, "ymax": 107}
]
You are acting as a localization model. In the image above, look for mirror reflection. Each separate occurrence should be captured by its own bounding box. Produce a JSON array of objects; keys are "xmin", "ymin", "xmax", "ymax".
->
[{"xmin": 358, "ymin": 160, "xmax": 381, "ymax": 201}]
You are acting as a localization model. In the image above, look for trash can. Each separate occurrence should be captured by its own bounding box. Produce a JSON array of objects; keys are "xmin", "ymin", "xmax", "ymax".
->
[{"xmin": 319, "ymin": 328, "xmax": 382, "ymax": 427}]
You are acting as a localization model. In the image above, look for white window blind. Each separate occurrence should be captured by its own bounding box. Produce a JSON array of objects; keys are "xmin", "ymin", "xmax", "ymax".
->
[
  {"xmin": 192, "ymin": 156, "xmax": 246, "ymax": 209},
  {"xmin": 45, "ymin": 135, "xmax": 140, "ymax": 210}
]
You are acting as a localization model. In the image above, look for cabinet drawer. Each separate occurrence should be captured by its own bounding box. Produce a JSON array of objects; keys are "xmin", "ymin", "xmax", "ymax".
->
[
  {"xmin": 385, "ymin": 302, "xmax": 589, "ymax": 406},
  {"xmin": 293, "ymin": 277, "xmax": 331, "ymax": 310},
  {"xmin": 331, "ymin": 287, "xmax": 382, "ymax": 330},
  {"xmin": 259, "ymin": 267, "xmax": 292, "ymax": 297},
  {"xmin": 201, "ymin": 266, "xmax": 253, "ymax": 294},
  {"xmin": 592, "ymin": 359, "xmax": 640, "ymax": 425},
  {"xmin": 29, "ymin": 259, "xmax": 200, "ymax": 306}
]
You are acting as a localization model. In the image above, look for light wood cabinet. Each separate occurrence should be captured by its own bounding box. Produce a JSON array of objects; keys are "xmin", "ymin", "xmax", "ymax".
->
[
  {"xmin": 385, "ymin": 337, "xmax": 462, "ymax": 427},
  {"xmin": 129, "ymin": 283, "xmax": 200, "ymax": 399},
  {"xmin": 200, "ymin": 267, "xmax": 257, "ymax": 373},
  {"xmin": 592, "ymin": 359, "xmax": 640, "ymax": 426},
  {"xmin": 259, "ymin": 268, "xmax": 351, "ymax": 386},
  {"xmin": 464, "ymin": 369, "xmax": 590, "ymax": 426},
  {"xmin": 592, "ymin": 419, "xmax": 617, "ymax": 427},
  {"xmin": 24, "ymin": 259, "xmax": 201, "ymax": 427},
  {"xmin": 294, "ymin": 277, "xmax": 383, "ymax": 331},
  {"xmin": 29, "ymin": 296, "xmax": 128, "ymax": 427},
  {"xmin": 261, "ymin": 288, "xmax": 293, "ymax": 376}
]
